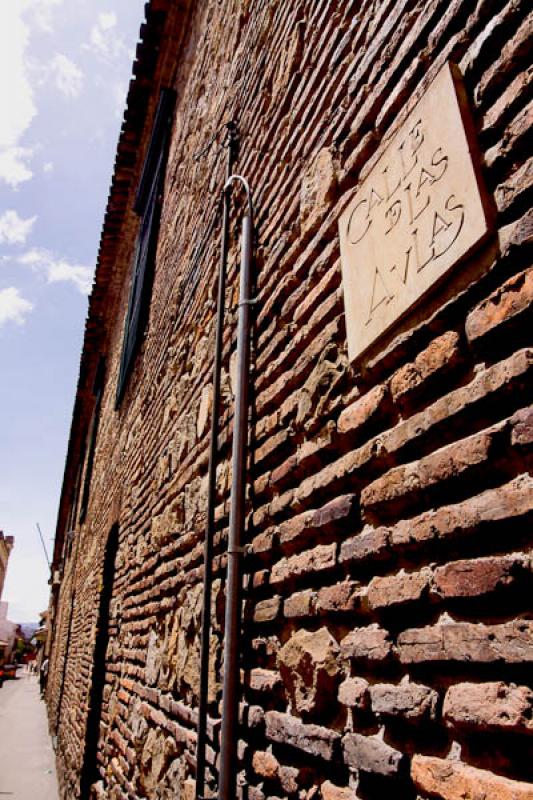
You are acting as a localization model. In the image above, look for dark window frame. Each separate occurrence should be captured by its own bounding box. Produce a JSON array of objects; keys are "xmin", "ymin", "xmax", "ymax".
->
[
  {"xmin": 79, "ymin": 356, "xmax": 106, "ymax": 525},
  {"xmin": 115, "ymin": 88, "xmax": 176, "ymax": 406}
]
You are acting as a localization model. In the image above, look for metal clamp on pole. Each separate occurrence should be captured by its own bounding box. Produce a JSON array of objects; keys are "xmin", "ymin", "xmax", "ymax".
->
[{"xmin": 218, "ymin": 174, "xmax": 254, "ymax": 800}]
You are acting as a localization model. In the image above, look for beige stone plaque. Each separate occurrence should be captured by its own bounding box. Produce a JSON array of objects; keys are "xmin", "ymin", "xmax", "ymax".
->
[{"xmin": 339, "ymin": 62, "xmax": 491, "ymax": 362}]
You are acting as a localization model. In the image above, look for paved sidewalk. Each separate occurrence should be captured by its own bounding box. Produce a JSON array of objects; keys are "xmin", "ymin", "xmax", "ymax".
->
[{"xmin": 0, "ymin": 668, "xmax": 58, "ymax": 799}]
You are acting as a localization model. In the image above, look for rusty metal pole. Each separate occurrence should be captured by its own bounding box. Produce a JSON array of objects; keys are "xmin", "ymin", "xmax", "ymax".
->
[
  {"xmin": 218, "ymin": 176, "xmax": 254, "ymax": 800},
  {"xmin": 195, "ymin": 123, "xmax": 238, "ymax": 800}
]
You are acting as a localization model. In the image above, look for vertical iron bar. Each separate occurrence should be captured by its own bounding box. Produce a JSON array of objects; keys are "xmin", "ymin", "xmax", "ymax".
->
[
  {"xmin": 219, "ymin": 204, "xmax": 253, "ymax": 800},
  {"xmin": 195, "ymin": 123, "xmax": 237, "ymax": 800}
]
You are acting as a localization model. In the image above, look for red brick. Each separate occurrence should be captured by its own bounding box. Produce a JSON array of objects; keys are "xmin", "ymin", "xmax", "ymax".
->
[
  {"xmin": 390, "ymin": 331, "xmax": 461, "ymax": 403},
  {"xmin": 340, "ymin": 625, "xmax": 392, "ymax": 662},
  {"xmin": 512, "ymin": 405, "xmax": 533, "ymax": 446},
  {"xmin": 321, "ymin": 781, "xmax": 359, "ymax": 800},
  {"xmin": 339, "ymin": 526, "xmax": 390, "ymax": 564},
  {"xmin": 265, "ymin": 711, "xmax": 340, "ymax": 761},
  {"xmin": 337, "ymin": 384, "xmax": 388, "ymax": 437},
  {"xmin": 466, "ymin": 267, "xmax": 533, "ymax": 344},
  {"xmin": 316, "ymin": 581, "xmax": 361, "ymax": 613},
  {"xmin": 412, "ymin": 756, "xmax": 533, "ymax": 800},
  {"xmin": 369, "ymin": 682, "xmax": 438, "ymax": 721},
  {"xmin": 249, "ymin": 669, "xmax": 283, "ymax": 693},
  {"xmin": 342, "ymin": 732, "xmax": 404, "ymax": 776},
  {"xmin": 367, "ymin": 569, "xmax": 432, "ymax": 610},
  {"xmin": 279, "ymin": 494, "xmax": 357, "ymax": 552},
  {"xmin": 284, "ymin": 589, "xmax": 316, "ymax": 618},
  {"xmin": 391, "ymin": 474, "xmax": 533, "ymax": 548},
  {"xmin": 338, "ymin": 677, "xmax": 369, "ymax": 711},
  {"xmin": 433, "ymin": 555, "xmax": 526, "ymax": 598},
  {"xmin": 383, "ymin": 348, "xmax": 533, "ymax": 459},
  {"xmin": 361, "ymin": 429, "xmax": 497, "ymax": 513},
  {"xmin": 270, "ymin": 543, "xmax": 337, "ymax": 586},
  {"xmin": 495, "ymin": 157, "xmax": 533, "ymax": 217},
  {"xmin": 443, "ymin": 681, "xmax": 533, "ymax": 734},
  {"xmin": 398, "ymin": 620, "xmax": 533, "ymax": 664},
  {"xmin": 253, "ymin": 596, "xmax": 281, "ymax": 623},
  {"xmin": 252, "ymin": 750, "xmax": 280, "ymax": 780}
]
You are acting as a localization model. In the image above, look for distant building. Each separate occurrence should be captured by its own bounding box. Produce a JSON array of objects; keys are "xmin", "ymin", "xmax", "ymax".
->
[
  {"xmin": 0, "ymin": 531, "xmax": 14, "ymax": 601},
  {"xmin": 0, "ymin": 602, "xmax": 18, "ymax": 664}
]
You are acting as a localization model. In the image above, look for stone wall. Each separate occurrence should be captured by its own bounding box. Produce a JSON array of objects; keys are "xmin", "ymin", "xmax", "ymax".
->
[{"xmin": 48, "ymin": 1, "xmax": 533, "ymax": 798}]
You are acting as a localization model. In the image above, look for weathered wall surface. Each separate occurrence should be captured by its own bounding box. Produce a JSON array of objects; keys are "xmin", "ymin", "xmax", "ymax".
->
[{"xmin": 48, "ymin": 1, "xmax": 533, "ymax": 798}]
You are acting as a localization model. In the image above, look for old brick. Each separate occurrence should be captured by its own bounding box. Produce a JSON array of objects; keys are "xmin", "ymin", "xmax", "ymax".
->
[
  {"xmin": 316, "ymin": 581, "xmax": 361, "ymax": 613},
  {"xmin": 279, "ymin": 495, "xmax": 357, "ymax": 552},
  {"xmin": 271, "ymin": 453, "xmax": 297, "ymax": 488},
  {"xmin": 249, "ymin": 668, "xmax": 283, "ymax": 693},
  {"xmin": 311, "ymin": 494, "xmax": 358, "ymax": 532},
  {"xmin": 254, "ymin": 596, "xmax": 281, "ymax": 623},
  {"xmin": 300, "ymin": 148, "xmax": 338, "ymax": 237},
  {"xmin": 412, "ymin": 756, "xmax": 533, "ymax": 800},
  {"xmin": 338, "ymin": 384, "xmax": 388, "ymax": 437},
  {"xmin": 278, "ymin": 627, "xmax": 340, "ymax": 716},
  {"xmin": 338, "ymin": 677, "xmax": 369, "ymax": 710},
  {"xmin": 339, "ymin": 526, "xmax": 390, "ymax": 564},
  {"xmin": 383, "ymin": 348, "xmax": 533, "ymax": 459},
  {"xmin": 443, "ymin": 681, "xmax": 533, "ymax": 734},
  {"xmin": 390, "ymin": 331, "xmax": 461, "ymax": 402},
  {"xmin": 342, "ymin": 733, "xmax": 404, "ymax": 776},
  {"xmin": 362, "ymin": 429, "xmax": 497, "ymax": 513},
  {"xmin": 367, "ymin": 569, "xmax": 432, "ymax": 610},
  {"xmin": 284, "ymin": 589, "xmax": 316, "ymax": 618},
  {"xmin": 496, "ymin": 157, "xmax": 533, "ymax": 217},
  {"xmin": 341, "ymin": 625, "xmax": 392, "ymax": 662},
  {"xmin": 270, "ymin": 543, "xmax": 337, "ymax": 586},
  {"xmin": 391, "ymin": 473, "xmax": 533, "ymax": 547},
  {"xmin": 433, "ymin": 555, "xmax": 526, "ymax": 598},
  {"xmin": 321, "ymin": 781, "xmax": 358, "ymax": 800},
  {"xmin": 252, "ymin": 750, "xmax": 280, "ymax": 780},
  {"xmin": 279, "ymin": 765, "xmax": 300, "ymax": 794},
  {"xmin": 369, "ymin": 682, "xmax": 438, "ymax": 721},
  {"xmin": 466, "ymin": 267, "xmax": 533, "ymax": 344},
  {"xmin": 265, "ymin": 711, "xmax": 340, "ymax": 761},
  {"xmin": 398, "ymin": 620, "xmax": 533, "ymax": 664},
  {"xmin": 512, "ymin": 405, "xmax": 533, "ymax": 446}
]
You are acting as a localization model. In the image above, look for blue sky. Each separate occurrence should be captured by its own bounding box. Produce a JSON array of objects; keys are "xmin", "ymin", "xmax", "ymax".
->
[{"xmin": 1, "ymin": 0, "xmax": 146, "ymax": 622}]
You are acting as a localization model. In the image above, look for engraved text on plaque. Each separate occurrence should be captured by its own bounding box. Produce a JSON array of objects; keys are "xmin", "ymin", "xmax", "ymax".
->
[{"xmin": 339, "ymin": 62, "xmax": 490, "ymax": 362}]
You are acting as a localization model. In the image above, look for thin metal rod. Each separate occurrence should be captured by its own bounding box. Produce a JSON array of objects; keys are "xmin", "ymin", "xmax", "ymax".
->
[
  {"xmin": 36, "ymin": 522, "xmax": 51, "ymax": 569},
  {"xmin": 195, "ymin": 122, "xmax": 237, "ymax": 800},
  {"xmin": 218, "ymin": 181, "xmax": 254, "ymax": 800}
]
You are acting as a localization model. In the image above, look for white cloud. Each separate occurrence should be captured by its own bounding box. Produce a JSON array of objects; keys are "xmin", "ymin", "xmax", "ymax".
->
[
  {"xmin": 17, "ymin": 248, "xmax": 94, "ymax": 295},
  {"xmin": 48, "ymin": 53, "xmax": 84, "ymax": 98},
  {"xmin": 25, "ymin": 0, "xmax": 64, "ymax": 34},
  {"xmin": 43, "ymin": 161, "xmax": 54, "ymax": 174},
  {"xmin": 99, "ymin": 11, "xmax": 117, "ymax": 31},
  {"xmin": 0, "ymin": 211, "xmax": 37, "ymax": 245},
  {"xmin": 0, "ymin": 148, "xmax": 34, "ymax": 189},
  {"xmin": 0, "ymin": 6, "xmax": 36, "ymax": 187},
  {"xmin": 0, "ymin": 287, "xmax": 33, "ymax": 327},
  {"xmin": 86, "ymin": 11, "xmax": 128, "ymax": 63}
]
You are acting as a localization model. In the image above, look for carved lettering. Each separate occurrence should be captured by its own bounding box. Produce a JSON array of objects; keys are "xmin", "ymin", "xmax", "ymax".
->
[{"xmin": 339, "ymin": 62, "xmax": 490, "ymax": 361}]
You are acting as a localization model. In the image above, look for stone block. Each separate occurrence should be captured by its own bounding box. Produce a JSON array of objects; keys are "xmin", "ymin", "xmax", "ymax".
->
[
  {"xmin": 265, "ymin": 711, "xmax": 340, "ymax": 761},
  {"xmin": 412, "ymin": 756, "xmax": 533, "ymax": 800},
  {"xmin": 342, "ymin": 732, "xmax": 404, "ymax": 776},
  {"xmin": 443, "ymin": 681, "xmax": 533, "ymax": 733},
  {"xmin": 278, "ymin": 627, "xmax": 341, "ymax": 716}
]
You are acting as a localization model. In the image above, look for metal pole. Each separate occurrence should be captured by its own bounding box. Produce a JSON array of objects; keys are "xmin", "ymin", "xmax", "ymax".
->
[
  {"xmin": 218, "ymin": 177, "xmax": 253, "ymax": 800},
  {"xmin": 196, "ymin": 122, "xmax": 238, "ymax": 800},
  {"xmin": 36, "ymin": 522, "xmax": 51, "ymax": 570}
]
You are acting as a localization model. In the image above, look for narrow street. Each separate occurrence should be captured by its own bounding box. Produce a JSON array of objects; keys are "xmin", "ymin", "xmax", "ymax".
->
[{"xmin": 0, "ymin": 668, "xmax": 58, "ymax": 799}]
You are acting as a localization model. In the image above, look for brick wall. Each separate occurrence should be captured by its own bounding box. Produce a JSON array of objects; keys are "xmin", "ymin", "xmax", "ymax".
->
[{"xmin": 48, "ymin": 1, "xmax": 533, "ymax": 798}]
